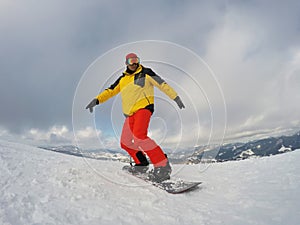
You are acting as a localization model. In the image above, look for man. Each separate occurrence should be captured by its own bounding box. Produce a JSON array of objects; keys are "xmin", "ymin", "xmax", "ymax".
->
[{"xmin": 86, "ymin": 53, "xmax": 185, "ymax": 182}]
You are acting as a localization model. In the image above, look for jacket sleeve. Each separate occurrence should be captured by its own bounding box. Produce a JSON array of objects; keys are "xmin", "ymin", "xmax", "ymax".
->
[
  {"xmin": 96, "ymin": 75, "xmax": 123, "ymax": 103},
  {"xmin": 145, "ymin": 68, "xmax": 178, "ymax": 100}
]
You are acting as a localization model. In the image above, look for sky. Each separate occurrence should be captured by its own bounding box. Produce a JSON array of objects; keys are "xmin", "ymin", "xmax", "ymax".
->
[{"xmin": 1, "ymin": 0, "xmax": 300, "ymax": 149}]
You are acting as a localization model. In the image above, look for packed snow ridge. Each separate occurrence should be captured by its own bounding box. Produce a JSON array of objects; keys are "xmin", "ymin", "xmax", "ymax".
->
[{"xmin": 0, "ymin": 140, "xmax": 299, "ymax": 225}]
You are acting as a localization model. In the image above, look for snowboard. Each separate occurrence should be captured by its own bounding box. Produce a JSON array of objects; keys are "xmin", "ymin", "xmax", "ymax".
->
[{"xmin": 122, "ymin": 165, "xmax": 202, "ymax": 194}]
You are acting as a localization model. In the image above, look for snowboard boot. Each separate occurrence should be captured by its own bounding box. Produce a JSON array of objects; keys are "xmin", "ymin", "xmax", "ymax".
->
[
  {"xmin": 149, "ymin": 155, "xmax": 172, "ymax": 183},
  {"xmin": 128, "ymin": 151, "xmax": 149, "ymax": 174}
]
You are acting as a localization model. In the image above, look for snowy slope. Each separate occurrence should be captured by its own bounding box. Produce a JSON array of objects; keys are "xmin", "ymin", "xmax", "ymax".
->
[{"xmin": 0, "ymin": 140, "xmax": 299, "ymax": 225}]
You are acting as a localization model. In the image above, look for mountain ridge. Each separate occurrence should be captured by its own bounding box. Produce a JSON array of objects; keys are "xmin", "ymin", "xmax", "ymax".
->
[{"xmin": 37, "ymin": 131, "xmax": 300, "ymax": 164}]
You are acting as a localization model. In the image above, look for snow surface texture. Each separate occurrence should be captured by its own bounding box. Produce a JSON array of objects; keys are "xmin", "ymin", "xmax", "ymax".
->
[{"xmin": 0, "ymin": 140, "xmax": 299, "ymax": 225}]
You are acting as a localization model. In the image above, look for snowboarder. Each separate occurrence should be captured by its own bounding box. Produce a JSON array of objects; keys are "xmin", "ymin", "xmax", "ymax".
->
[{"xmin": 86, "ymin": 53, "xmax": 185, "ymax": 182}]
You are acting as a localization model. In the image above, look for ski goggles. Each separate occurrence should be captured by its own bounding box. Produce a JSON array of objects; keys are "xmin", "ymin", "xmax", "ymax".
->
[{"xmin": 126, "ymin": 57, "xmax": 140, "ymax": 65}]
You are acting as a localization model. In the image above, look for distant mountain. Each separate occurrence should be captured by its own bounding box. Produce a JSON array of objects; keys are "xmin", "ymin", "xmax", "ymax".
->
[
  {"xmin": 39, "ymin": 145, "xmax": 196, "ymax": 164},
  {"xmin": 39, "ymin": 131, "xmax": 300, "ymax": 164},
  {"xmin": 188, "ymin": 131, "xmax": 300, "ymax": 164},
  {"xmin": 38, "ymin": 145, "xmax": 130, "ymax": 163}
]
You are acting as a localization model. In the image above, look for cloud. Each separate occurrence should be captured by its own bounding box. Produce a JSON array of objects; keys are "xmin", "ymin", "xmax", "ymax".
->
[
  {"xmin": 201, "ymin": 1, "xmax": 300, "ymax": 140},
  {"xmin": 0, "ymin": 125, "xmax": 118, "ymax": 150},
  {"xmin": 74, "ymin": 126, "xmax": 119, "ymax": 150},
  {"xmin": 1, "ymin": 0, "xmax": 300, "ymax": 147},
  {"xmin": 20, "ymin": 125, "xmax": 72, "ymax": 145}
]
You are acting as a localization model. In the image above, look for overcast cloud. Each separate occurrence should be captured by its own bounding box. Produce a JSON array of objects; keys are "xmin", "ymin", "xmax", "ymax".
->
[{"xmin": 1, "ymin": 0, "xmax": 300, "ymax": 148}]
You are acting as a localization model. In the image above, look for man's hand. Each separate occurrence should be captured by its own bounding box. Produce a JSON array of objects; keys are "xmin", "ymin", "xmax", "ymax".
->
[
  {"xmin": 86, "ymin": 99, "xmax": 99, "ymax": 113},
  {"xmin": 174, "ymin": 96, "xmax": 185, "ymax": 109}
]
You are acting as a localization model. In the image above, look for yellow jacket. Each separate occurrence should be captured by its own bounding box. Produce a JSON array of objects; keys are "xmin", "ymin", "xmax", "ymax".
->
[{"xmin": 96, "ymin": 64, "xmax": 178, "ymax": 116}]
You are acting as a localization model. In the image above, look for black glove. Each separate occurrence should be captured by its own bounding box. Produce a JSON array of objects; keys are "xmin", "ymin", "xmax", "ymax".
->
[
  {"xmin": 86, "ymin": 98, "xmax": 99, "ymax": 113},
  {"xmin": 174, "ymin": 96, "xmax": 185, "ymax": 109}
]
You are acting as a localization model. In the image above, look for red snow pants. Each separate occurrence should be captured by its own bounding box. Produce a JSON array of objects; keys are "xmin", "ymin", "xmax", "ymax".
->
[{"xmin": 120, "ymin": 109, "xmax": 168, "ymax": 167}]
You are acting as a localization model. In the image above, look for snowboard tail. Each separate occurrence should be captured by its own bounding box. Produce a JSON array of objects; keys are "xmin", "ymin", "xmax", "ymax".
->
[{"xmin": 122, "ymin": 165, "xmax": 202, "ymax": 194}]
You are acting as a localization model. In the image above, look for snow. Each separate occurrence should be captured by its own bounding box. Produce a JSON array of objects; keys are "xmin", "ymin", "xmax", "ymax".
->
[
  {"xmin": 239, "ymin": 149, "xmax": 255, "ymax": 157},
  {"xmin": 278, "ymin": 145, "xmax": 292, "ymax": 153},
  {"xmin": 0, "ymin": 140, "xmax": 300, "ymax": 225}
]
